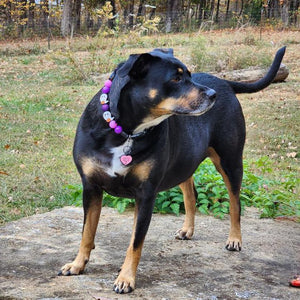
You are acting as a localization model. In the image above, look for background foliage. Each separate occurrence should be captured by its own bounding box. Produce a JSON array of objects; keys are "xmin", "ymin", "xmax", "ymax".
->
[{"xmin": 0, "ymin": 0, "xmax": 299, "ymax": 39}]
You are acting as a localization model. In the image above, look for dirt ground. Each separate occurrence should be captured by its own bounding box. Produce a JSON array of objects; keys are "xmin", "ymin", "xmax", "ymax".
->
[{"xmin": 0, "ymin": 206, "xmax": 299, "ymax": 300}]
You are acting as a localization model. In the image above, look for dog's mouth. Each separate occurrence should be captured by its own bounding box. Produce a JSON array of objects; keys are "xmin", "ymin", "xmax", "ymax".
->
[
  {"xmin": 133, "ymin": 88, "xmax": 216, "ymax": 134},
  {"xmin": 152, "ymin": 88, "xmax": 216, "ymax": 117},
  {"xmin": 177, "ymin": 97, "xmax": 216, "ymax": 116}
]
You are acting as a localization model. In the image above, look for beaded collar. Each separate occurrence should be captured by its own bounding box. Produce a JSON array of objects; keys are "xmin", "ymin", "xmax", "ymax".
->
[{"xmin": 99, "ymin": 71, "xmax": 148, "ymax": 166}]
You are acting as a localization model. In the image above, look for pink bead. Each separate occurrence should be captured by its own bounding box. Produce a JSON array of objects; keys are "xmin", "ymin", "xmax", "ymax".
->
[
  {"xmin": 114, "ymin": 125, "xmax": 123, "ymax": 134},
  {"xmin": 105, "ymin": 80, "xmax": 112, "ymax": 88},
  {"xmin": 109, "ymin": 120, "xmax": 117, "ymax": 129},
  {"xmin": 102, "ymin": 104, "xmax": 109, "ymax": 111},
  {"xmin": 102, "ymin": 86, "xmax": 110, "ymax": 94}
]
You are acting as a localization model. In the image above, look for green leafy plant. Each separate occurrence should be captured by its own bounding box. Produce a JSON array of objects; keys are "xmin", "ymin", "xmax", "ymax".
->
[{"xmin": 65, "ymin": 157, "xmax": 299, "ymax": 220}]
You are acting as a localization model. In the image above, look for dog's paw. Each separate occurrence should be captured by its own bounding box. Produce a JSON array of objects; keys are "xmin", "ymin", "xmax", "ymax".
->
[
  {"xmin": 225, "ymin": 238, "xmax": 242, "ymax": 251},
  {"xmin": 113, "ymin": 275, "xmax": 135, "ymax": 294},
  {"xmin": 175, "ymin": 228, "xmax": 193, "ymax": 240},
  {"xmin": 58, "ymin": 261, "xmax": 86, "ymax": 276}
]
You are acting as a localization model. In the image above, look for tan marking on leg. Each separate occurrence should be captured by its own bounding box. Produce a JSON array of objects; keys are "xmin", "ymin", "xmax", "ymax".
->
[
  {"xmin": 59, "ymin": 197, "xmax": 102, "ymax": 275},
  {"xmin": 114, "ymin": 206, "xmax": 143, "ymax": 293},
  {"xmin": 176, "ymin": 177, "xmax": 196, "ymax": 240},
  {"xmin": 208, "ymin": 147, "xmax": 242, "ymax": 250},
  {"xmin": 80, "ymin": 156, "xmax": 108, "ymax": 179},
  {"xmin": 131, "ymin": 160, "xmax": 153, "ymax": 182},
  {"xmin": 81, "ymin": 157, "xmax": 96, "ymax": 177},
  {"xmin": 148, "ymin": 89, "xmax": 158, "ymax": 99}
]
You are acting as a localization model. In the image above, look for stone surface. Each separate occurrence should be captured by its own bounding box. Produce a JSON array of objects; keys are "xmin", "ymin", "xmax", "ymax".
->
[{"xmin": 0, "ymin": 206, "xmax": 299, "ymax": 299}]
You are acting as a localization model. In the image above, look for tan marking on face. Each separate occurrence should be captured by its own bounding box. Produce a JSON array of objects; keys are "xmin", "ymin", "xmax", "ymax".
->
[
  {"xmin": 151, "ymin": 98, "xmax": 176, "ymax": 116},
  {"xmin": 151, "ymin": 88, "xmax": 200, "ymax": 116},
  {"xmin": 148, "ymin": 89, "xmax": 158, "ymax": 99},
  {"xmin": 132, "ymin": 160, "xmax": 154, "ymax": 182}
]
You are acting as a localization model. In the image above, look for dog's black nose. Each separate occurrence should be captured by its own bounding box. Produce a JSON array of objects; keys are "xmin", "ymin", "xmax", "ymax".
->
[{"xmin": 206, "ymin": 88, "xmax": 216, "ymax": 100}]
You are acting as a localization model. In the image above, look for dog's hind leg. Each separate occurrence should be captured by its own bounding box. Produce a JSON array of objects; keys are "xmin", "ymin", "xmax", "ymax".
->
[
  {"xmin": 208, "ymin": 147, "xmax": 243, "ymax": 251},
  {"xmin": 175, "ymin": 177, "xmax": 197, "ymax": 240},
  {"xmin": 59, "ymin": 185, "xmax": 102, "ymax": 275},
  {"xmin": 114, "ymin": 192, "xmax": 155, "ymax": 293}
]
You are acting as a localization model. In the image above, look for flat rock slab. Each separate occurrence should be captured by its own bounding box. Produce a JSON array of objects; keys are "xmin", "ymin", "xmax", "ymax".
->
[{"xmin": 0, "ymin": 206, "xmax": 299, "ymax": 300}]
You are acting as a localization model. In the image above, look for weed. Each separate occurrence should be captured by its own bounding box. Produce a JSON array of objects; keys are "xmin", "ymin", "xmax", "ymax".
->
[{"xmin": 65, "ymin": 158, "xmax": 299, "ymax": 220}]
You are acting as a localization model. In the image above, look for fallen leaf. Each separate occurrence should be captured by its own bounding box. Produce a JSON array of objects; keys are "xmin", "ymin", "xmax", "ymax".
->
[
  {"xmin": 0, "ymin": 171, "xmax": 9, "ymax": 175},
  {"xmin": 4, "ymin": 144, "xmax": 10, "ymax": 150},
  {"xmin": 286, "ymin": 152, "xmax": 297, "ymax": 158}
]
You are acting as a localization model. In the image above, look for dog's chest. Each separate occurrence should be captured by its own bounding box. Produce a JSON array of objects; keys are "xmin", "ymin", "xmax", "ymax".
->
[{"xmin": 103, "ymin": 140, "xmax": 133, "ymax": 177}]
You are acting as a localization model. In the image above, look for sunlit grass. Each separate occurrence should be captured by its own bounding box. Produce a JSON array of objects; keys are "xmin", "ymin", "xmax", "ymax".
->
[{"xmin": 0, "ymin": 28, "xmax": 299, "ymax": 223}]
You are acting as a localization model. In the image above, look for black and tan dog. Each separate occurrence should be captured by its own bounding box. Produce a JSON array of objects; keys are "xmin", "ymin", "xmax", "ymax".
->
[{"xmin": 58, "ymin": 47, "xmax": 286, "ymax": 293}]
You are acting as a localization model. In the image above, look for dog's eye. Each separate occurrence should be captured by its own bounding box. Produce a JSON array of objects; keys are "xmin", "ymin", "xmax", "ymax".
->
[{"xmin": 172, "ymin": 76, "xmax": 182, "ymax": 83}]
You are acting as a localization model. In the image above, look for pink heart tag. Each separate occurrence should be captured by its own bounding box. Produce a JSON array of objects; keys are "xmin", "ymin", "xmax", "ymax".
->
[{"xmin": 120, "ymin": 155, "xmax": 132, "ymax": 166}]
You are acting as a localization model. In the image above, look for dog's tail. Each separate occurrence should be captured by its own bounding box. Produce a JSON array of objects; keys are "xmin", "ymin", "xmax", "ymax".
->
[{"xmin": 226, "ymin": 46, "xmax": 286, "ymax": 94}]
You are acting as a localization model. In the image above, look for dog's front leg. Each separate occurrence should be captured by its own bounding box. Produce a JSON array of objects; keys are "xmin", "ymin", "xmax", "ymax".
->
[
  {"xmin": 59, "ymin": 187, "xmax": 102, "ymax": 276},
  {"xmin": 114, "ymin": 193, "xmax": 155, "ymax": 294},
  {"xmin": 176, "ymin": 176, "xmax": 197, "ymax": 240}
]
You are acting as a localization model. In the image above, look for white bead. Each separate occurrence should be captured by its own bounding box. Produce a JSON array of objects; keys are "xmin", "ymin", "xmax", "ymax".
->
[
  {"xmin": 103, "ymin": 111, "xmax": 114, "ymax": 121},
  {"xmin": 100, "ymin": 93, "xmax": 108, "ymax": 104}
]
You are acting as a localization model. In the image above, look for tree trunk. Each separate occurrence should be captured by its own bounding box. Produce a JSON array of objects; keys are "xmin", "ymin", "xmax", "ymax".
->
[
  {"xmin": 61, "ymin": 0, "xmax": 73, "ymax": 37},
  {"xmin": 281, "ymin": 0, "xmax": 290, "ymax": 26},
  {"xmin": 108, "ymin": 0, "xmax": 116, "ymax": 29},
  {"xmin": 210, "ymin": 0, "xmax": 215, "ymax": 19},
  {"xmin": 239, "ymin": 0, "xmax": 244, "ymax": 17},
  {"xmin": 41, "ymin": 0, "xmax": 49, "ymax": 31},
  {"xmin": 74, "ymin": 0, "xmax": 81, "ymax": 31},
  {"xmin": 235, "ymin": 0, "xmax": 238, "ymax": 13},
  {"xmin": 137, "ymin": 0, "xmax": 145, "ymax": 18},
  {"xmin": 198, "ymin": 0, "xmax": 206, "ymax": 24},
  {"xmin": 19, "ymin": 0, "xmax": 27, "ymax": 35},
  {"xmin": 289, "ymin": 0, "xmax": 300, "ymax": 25},
  {"xmin": 225, "ymin": 0, "xmax": 231, "ymax": 21},
  {"xmin": 129, "ymin": 0, "xmax": 135, "ymax": 28},
  {"xmin": 166, "ymin": 0, "xmax": 180, "ymax": 32},
  {"xmin": 28, "ymin": 0, "xmax": 35, "ymax": 29},
  {"xmin": 215, "ymin": 0, "xmax": 220, "ymax": 23}
]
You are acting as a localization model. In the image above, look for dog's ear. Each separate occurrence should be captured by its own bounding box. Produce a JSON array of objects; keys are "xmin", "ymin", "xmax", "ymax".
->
[
  {"xmin": 110, "ymin": 53, "xmax": 160, "ymax": 119},
  {"xmin": 150, "ymin": 48, "xmax": 174, "ymax": 58},
  {"xmin": 129, "ymin": 53, "xmax": 160, "ymax": 79},
  {"xmin": 109, "ymin": 54, "xmax": 140, "ymax": 119}
]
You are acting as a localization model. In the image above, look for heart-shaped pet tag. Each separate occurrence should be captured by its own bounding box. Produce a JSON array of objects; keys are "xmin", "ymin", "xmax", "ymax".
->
[{"xmin": 120, "ymin": 155, "xmax": 132, "ymax": 166}]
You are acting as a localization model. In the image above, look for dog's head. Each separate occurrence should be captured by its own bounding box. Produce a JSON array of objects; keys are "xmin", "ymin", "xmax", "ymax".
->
[{"xmin": 109, "ymin": 48, "xmax": 216, "ymax": 133}]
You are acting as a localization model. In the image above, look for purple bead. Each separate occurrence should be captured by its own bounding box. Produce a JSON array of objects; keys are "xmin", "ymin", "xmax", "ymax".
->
[
  {"xmin": 109, "ymin": 120, "xmax": 117, "ymax": 129},
  {"xmin": 102, "ymin": 104, "xmax": 109, "ymax": 111},
  {"xmin": 105, "ymin": 80, "xmax": 112, "ymax": 88},
  {"xmin": 102, "ymin": 86, "xmax": 110, "ymax": 94},
  {"xmin": 114, "ymin": 125, "xmax": 123, "ymax": 134}
]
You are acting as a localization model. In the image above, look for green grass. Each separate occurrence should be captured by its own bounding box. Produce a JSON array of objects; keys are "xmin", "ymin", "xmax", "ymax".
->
[{"xmin": 0, "ymin": 29, "xmax": 299, "ymax": 224}]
